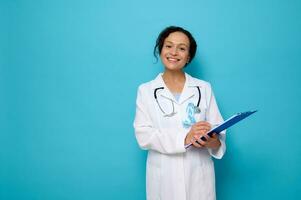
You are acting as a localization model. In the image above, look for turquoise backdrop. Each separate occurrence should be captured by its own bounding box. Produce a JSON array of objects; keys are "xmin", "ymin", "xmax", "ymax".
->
[{"xmin": 1, "ymin": 0, "xmax": 300, "ymax": 199}]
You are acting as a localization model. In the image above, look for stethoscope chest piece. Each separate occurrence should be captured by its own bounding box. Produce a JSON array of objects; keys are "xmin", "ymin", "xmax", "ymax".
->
[{"xmin": 194, "ymin": 106, "xmax": 201, "ymax": 114}]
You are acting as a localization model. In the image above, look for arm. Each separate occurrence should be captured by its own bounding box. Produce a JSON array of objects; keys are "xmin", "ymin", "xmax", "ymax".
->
[{"xmin": 133, "ymin": 85, "xmax": 187, "ymax": 155}]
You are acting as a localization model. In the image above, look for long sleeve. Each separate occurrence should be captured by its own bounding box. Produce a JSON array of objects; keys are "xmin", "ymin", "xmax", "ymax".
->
[
  {"xmin": 133, "ymin": 85, "xmax": 187, "ymax": 155},
  {"xmin": 205, "ymin": 84, "xmax": 226, "ymax": 159}
]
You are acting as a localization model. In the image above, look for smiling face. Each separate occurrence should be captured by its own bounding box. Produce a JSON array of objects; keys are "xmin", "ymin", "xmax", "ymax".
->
[{"xmin": 160, "ymin": 31, "xmax": 191, "ymax": 71}]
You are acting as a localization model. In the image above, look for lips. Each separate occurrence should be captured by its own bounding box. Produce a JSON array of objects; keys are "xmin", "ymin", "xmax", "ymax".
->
[{"xmin": 167, "ymin": 57, "xmax": 180, "ymax": 62}]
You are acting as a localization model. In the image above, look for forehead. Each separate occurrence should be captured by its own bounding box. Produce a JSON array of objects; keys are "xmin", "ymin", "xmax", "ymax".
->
[{"xmin": 164, "ymin": 31, "xmax": 190, "ymax": 46}]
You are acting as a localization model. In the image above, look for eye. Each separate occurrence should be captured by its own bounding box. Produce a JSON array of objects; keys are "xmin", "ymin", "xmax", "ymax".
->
[
  {"xmin": 180, "ymin": 47, "xmax": 187, "ymax": 51},
  {"xmin": 165, "ymin": 45, "xmax": 172, "ymax": 48}
]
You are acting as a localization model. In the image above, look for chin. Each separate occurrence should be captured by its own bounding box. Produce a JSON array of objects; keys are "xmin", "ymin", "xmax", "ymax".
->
[
  {"xmin": 163, "ymin": 62, "xmax": 185, "ymax": 71},
  {"xmin": 165, "ymin": 64, "xmax": 185, "ymax": 71}
]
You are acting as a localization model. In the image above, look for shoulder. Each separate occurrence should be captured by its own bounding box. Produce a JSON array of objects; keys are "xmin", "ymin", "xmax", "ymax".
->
[
  {"xmin": 187, "ymin": 73, "xmax": 212, "ymax": 90},
  {"xmin": 137, "ymin": 73, "xmax": 162, "ymax": 92},
  {"xmin": 135, "ymin": 77, "xmax": 159, "ymax": 99},
  {"xmin": 137, "ymin": 80, "xmax": 154, "ymax": 93}
]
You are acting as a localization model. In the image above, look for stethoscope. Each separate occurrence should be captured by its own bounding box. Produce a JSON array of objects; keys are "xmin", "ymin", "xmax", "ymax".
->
[{"xmin": 154, "ymin": 86, "xmax": 201, "ymax": 117}]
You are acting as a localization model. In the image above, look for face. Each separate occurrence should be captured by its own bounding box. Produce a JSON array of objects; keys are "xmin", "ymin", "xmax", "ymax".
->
[{"xmin": 160, "ymin": 31, "xmax": 190, "ymax": 71}]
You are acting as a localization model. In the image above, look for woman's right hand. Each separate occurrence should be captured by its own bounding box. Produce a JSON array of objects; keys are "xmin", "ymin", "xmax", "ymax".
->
[{"xmin": 185, "ymin": 121, "xmax": 212, "ymax": 148}]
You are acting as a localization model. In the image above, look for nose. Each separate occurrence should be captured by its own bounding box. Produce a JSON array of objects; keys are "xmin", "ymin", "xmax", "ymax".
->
[{"xmin": 170, "ymin": 47, "xmax": 178, "ymax": 55}]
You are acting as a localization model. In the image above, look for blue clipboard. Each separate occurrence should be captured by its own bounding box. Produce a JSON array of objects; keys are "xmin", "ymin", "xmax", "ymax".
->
[{"xmin": 185, "ymin": 110, "xmax": 257, "ymax": 149}]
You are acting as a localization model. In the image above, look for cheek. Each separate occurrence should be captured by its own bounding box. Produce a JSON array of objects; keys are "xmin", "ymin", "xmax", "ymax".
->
[
  {"xmin": 159, "ymin": 54, "xmax": 166, "ymax": 62},
  {"xmin": 160, "ymin": 48, "xmax": 168, "ymax": 56},
  {"xmin": 183, "ymin": 52, "xmax": 190, "ymax": 58},
  {"xmin": 180, "ymin": 53, "xmax": 190, "ymax": 62},
  {"xmin": 160, "ymin": 51, "xmax": 168, "ymax": 62}
]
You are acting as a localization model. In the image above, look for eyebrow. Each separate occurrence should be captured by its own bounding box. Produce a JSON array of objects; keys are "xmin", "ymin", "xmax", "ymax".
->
[{"xmin": 165, "ymin": 40, "xmax": 189, "ymax": 47}]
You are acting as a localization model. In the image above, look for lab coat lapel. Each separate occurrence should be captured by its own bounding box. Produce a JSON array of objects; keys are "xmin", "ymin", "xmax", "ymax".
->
[
  {"xmin": 152, "ymin": 73, "xmax": 177, "ymax": 103},
  {"xmin": 178, "ymin": 73, "xmax": 196, "ymax": 105}
]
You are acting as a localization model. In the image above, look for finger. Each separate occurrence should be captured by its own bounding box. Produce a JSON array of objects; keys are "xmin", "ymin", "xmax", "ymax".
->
[
  {"xmin": 194, "ymin": 135, "xmax": 206, "ymax": 146},
  {"xmin": 196, "ymin": 138, "xmax": 207, "ymax": 146},
  {"xmin": 195, "ymin": 130, "xmax": 207, "ymax": 136},
  {"xmin": 194, "ymin": 126, "xmax": 211, "ymax": 133},
  {"xmin": 199, "ymin": 129, "xmax": 209, "ymax": 134},
  {"xmin": 192, "ymin": 135, "xmax": 204, "ymax": 147},
  {"xmin": 202, "ymin": 134, "xmax": 210, "ymax": 141},
  {"xmin": 191, "ymin": 139, "xmax": 202, "ymax": 148},
  {"xmin": 194, "ymin": 124, "xmax": 211, "ymax": 131},
  {"xmin": 195, "ymin": 125, "xmax": 211, "ymax": 133},
  {"xmin": 195, "ymin": 121, "xmax": 212, "ymax": 128},
  {"xmin": 191, "ymin": 127, "xmax": 204, "ymax": 132},
  {"xmin": 195, "ymin": 121, "xmax": 210, "ymax": 125},
  {"xmin": 209, "ymin": 133, "xmax": 219, "ymax": 139}
]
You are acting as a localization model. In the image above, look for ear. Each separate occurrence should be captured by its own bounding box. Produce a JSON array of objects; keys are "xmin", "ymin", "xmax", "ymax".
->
[{"xmin": 187, "ymin": 56, "xmax": 190, "ymax": 63}]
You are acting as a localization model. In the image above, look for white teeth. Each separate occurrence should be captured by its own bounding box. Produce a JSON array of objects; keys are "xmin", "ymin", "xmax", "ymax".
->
[{"xmin": 167, "ymin": 57, "xmax": 179, "ymax": 62}]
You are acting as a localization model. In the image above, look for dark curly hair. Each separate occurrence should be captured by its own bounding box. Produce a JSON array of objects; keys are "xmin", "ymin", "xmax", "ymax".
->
[{"xmin": 153, "ymin": 26, "xmax": 197, "ymax": 65}]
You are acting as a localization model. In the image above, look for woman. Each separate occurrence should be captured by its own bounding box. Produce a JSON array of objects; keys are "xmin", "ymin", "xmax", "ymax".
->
[{"xmin": 134, "ymin": 26, "xmax": 226, "ymax": 200}]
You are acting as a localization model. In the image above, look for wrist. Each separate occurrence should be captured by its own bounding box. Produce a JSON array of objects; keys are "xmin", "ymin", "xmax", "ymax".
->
[{"xmin": 211, "ymin": 139, "xmax": 221, "ymax": 149}]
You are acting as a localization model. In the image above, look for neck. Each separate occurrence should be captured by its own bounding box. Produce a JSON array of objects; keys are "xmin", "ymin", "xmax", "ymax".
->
[
  {"xmin": 162, "ymin": 70, "xmax": 185, "ymax": 82},
  {"xmin": 162, "ymin": 70, "xmax": 186, "ymax": 93}
]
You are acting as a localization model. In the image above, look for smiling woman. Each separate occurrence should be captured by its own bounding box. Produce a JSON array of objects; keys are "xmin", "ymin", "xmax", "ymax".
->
[
  {"xmin": 154, "ymin": 26, "xmax": 197, "ymax": 67},
  {"xmin": 134, "ymin": 26, "xmax": 226, "ymax": 200},
  {"xmin": 160, "ymin": 32, "xmax": 190, "ymax": 72}
]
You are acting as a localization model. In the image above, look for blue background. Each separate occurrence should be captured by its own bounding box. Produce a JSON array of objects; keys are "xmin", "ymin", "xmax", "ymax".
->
[{"xmin": 1, "ymin": 0, "xmax": 300, "ymax": 199}]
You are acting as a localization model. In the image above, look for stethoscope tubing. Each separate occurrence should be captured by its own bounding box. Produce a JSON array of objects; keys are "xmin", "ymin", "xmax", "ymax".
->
[{"xmin": 154, "ymin": 86, "xmax": 201, "ymax": 116}]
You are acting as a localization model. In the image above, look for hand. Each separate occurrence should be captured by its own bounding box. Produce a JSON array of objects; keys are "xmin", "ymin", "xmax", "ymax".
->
[
  {"xmin": 198, "ymin": 133, "xmax": 221, "ymax": 149},
  {"xmin": 185, "ymin": 121, "xmax": 211, "ymax": 148},
  {"xmin": 185, "ymin": 121, "xmax": 221, "ymax": 149}
]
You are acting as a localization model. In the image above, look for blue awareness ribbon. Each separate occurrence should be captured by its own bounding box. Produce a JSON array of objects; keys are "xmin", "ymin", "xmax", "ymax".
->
[{"xmin": 182, "ymin": 103, "xmax": 197, "ymax": 128}]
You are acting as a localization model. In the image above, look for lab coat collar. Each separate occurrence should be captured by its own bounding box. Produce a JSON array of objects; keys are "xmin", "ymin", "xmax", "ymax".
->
[{"xmin": 152, "ymin": 73, "xmax": 198, "ymax": 105}]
